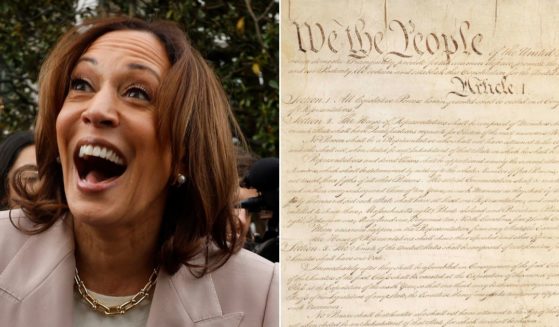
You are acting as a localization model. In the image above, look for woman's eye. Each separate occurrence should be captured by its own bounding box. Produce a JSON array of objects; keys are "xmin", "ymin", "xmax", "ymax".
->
[
  {"xmin": 125, "ymin": 87, "xmax": 151, "ymax": 101},
  {"xmin": 70, "ymin": 78, "xmax": 92, "ymax": 92}
]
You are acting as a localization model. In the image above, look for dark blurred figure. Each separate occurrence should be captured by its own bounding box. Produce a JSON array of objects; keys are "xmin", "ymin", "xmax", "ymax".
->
[
  {"xmin": 234, "ymin": 143, "xmax": 260, "ymax": 238},
  {"xmin": 234, "ymin": 141, "xmax": 260, "ymax": 178},
  {"xmin": 0, "ymin": 131, "xmax": 36, "ymax": 209},
  {"xmin": 240, "ymin": 157, "xmax": 279, "ymax": 262}
]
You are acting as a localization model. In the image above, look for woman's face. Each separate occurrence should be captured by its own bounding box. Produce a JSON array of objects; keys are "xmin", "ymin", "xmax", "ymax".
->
[{"xmin": 56, "ymin": 30, "xmax": 172, "ymax": 227}]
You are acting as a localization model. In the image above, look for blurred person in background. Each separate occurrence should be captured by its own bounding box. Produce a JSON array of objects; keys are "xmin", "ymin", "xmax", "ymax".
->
[
  {"xmin": 239, "ymin": 157, "xmax": 279, "ymax": 262},
  {"xmin": 0, "ymin": 131, "xmax": 36, "ymax": 210},
  {"xmin": 234, "ymin": 142, "xmax": 259, "ymax": 243}
]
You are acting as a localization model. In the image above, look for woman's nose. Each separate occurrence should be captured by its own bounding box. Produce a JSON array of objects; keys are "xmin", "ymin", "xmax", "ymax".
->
[{"xmin": 80, "ymin": 88, "xmax": 120, "ymax": 128}]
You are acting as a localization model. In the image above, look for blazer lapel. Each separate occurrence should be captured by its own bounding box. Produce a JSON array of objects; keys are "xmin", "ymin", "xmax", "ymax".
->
[
  {"xmin": 0, "ymin": 216, "xmax": 75, "ymax": 326},
  {"xmin": 147, "ymin": 266, "xmax": 244, "ymax": 327}
]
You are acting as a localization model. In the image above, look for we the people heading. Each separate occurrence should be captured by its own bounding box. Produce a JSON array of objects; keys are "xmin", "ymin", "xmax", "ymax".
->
[{"xmin": 292, "ymin": 18, "xmax": 483, "ymax": 63}]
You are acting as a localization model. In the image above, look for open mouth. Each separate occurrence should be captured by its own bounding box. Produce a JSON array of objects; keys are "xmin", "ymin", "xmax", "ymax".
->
[{"xmin": 74, "ymin": 143, "xmax": 127, "ymax": 184}]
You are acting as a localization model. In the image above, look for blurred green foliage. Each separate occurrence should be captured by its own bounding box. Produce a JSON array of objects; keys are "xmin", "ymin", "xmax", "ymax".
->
[
  {"xmin": 0, "ymin": 0, "xmax": 83, "ymax": 139},
  {"xmin": 0, "ymin": 0, "xmax": 278, "ymax": 157}
]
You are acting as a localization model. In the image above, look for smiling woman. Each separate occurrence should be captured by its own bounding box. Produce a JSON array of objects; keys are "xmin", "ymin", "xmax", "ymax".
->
[{"xmin": 0, "ymin": 17, "xmax": 278, "ymax": 327}]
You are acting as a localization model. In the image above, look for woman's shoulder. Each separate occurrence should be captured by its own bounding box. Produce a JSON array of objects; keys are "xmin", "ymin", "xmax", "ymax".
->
[
  {"xmin": 0, "ymin": 208, "xmax": 25, "ymax": 220},
  {"xmin": 0, "ymin": 208, "xmax": 44, "ymax": 244},
  {"xmin": 0, "ymin": 208, "xmax": 37, "ymax": 231},
  {"xmin": 0, "ymin": 209, "xmax": 34, "ymax": 271},
  {"xmin": 223, "ymin": 248, "xmax": 277, "ymax": 273},
  {"xmin": 209, "ymin": 249, "xmax": 278, "ymax": 323},
  {"xmin": 163, "ymin": 250, "xmax": 278, "ymax": 325},
  {"xmin": 0, "ymin": 208, "xmax": 30, "ymax": 240},
  {"xmin": 210, "ymin": 248, "xmax": 278, "ymax": 297},
  {"xmin": 0, "ymin": 209, "xmax": 71, "ymax": 272}
]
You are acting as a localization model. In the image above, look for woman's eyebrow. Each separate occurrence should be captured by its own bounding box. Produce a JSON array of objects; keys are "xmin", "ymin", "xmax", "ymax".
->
[
  {"xmin": 76, "ymin": 56, "xmax": 161, "ymax": 82},
  {"xmin": 127, "ymin": 63, "xmax": 161, "ymax": 82},
  {"xmin": 78, "ymin": 56, "xmax": 97, "ymax": 65}
]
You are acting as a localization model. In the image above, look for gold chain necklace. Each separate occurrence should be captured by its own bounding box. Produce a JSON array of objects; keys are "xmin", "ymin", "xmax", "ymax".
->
[{"xmin": 74, "ymin": 267, "xmax": 159, "ymax": 316}]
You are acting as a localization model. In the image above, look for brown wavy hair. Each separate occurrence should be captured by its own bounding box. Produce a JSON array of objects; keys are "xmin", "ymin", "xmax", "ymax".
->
[{"xmin": 16, "ymin": 16, "xmax": 244, "ymax": 275}]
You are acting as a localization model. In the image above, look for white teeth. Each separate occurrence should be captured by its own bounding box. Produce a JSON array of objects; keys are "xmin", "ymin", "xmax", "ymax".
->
[{"xmin": 78, "ymin": 144, "xmax": 125, "ymax": 166}]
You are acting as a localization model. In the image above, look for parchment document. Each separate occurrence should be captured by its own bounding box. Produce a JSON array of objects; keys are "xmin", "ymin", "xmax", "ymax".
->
[{"xmin": 281, "ymin": 0, "xmax": 559, "ymax": 325}]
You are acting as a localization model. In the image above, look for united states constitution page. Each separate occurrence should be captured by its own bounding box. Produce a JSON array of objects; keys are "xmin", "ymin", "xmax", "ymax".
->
[{"xmin": 281, "ymin": 0, "xmax": 559, "ymax": 326}]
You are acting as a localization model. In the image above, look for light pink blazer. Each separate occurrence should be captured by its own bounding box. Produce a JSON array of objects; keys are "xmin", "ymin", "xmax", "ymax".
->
[{"xmin": 0, "ymin": 209, "xmax": 279, "ymax": 326}]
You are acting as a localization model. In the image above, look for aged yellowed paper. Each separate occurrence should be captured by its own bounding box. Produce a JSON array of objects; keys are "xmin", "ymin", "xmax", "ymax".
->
[{"xmin": 281, "ymin": 0, "xmax": 559, "ymax": 325}]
